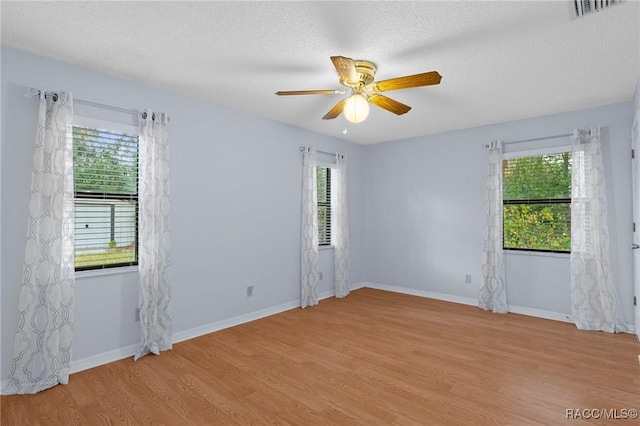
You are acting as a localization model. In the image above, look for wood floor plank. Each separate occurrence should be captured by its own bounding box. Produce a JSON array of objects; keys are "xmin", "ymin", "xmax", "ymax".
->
[
  {"xmin": 73, "ymin": 368, "xmax": 140, "ymax": 425},
  {"xmin": 2, "ymin": 288, "xmax": 639, "ymax": 425},
  {"xmin": 0, "ymin": 394, "xmax": 41, "ymax": 426}
]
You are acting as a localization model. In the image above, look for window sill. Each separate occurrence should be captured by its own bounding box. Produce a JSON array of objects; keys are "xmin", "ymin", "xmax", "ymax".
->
[
  {"xmin": 75, "ymin": 265, "xmax": 138, "ymax": 279},
  {"xmin": 319, "ymin": 245, "xmax": 335, "ymax": 250},
  {"xmin": 504, "ymin": 250, "xmax": 569, "ymax": 259}
]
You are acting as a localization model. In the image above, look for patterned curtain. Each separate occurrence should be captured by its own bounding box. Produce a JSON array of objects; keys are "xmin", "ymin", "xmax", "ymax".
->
[
  {"xmin": 334, "ymin": 153, "xmax": 350, "ymax": 298},
  {"xmin": 301, "ymin": 147, "xmax": 319, "ymax": 308},
  {"xmin": 8, "ymin": 91, "xmax": 75, "ymax": 394},
  {"xmin": 134, "ymin": 110, "xmax": 172, "ymax": 360},
  {"xmin": 570, "ymin": 127, "xmax": 625, "ymax": 332},
  {"xmin": 479, "ymin": 141, "xmax": 507, "ymax": 313}
]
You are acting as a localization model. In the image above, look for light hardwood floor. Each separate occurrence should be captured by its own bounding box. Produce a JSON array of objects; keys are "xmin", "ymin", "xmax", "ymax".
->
[{"xmin": 2, "ymin": 288, "xmax": 639, "ymax": 425}]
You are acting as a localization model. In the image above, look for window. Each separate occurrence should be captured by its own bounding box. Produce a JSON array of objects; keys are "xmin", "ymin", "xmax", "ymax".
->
[
  {"xmin": 317, "ymin": 166, "xmax": 332, "ymax": 246},
  {"xmin": 73, "ymin": 125, "xmax": 139, "ymax": 270},
  {"xmin": 503, "ymin": 152, "xmax": 571, "ymax": 253}
]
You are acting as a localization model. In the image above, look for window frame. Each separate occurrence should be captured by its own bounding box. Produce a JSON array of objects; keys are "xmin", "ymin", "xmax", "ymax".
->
[
  {"xmin": 502, "ymin": 146, "xmax": 572, "ymax": 254},
  {"xmin": 317, "ymin": 165, "xmax": 332, "ymax": 247},
  {"xmin": 72, "ymin": 116, "xmax": 140, "ymax": 272}
]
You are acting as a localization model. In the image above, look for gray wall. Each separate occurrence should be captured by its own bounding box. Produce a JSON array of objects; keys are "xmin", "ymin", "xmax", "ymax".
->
[
  {"xmin": 363, "ymin": 101, "xmax": 635, "ymax": 324},
  {"xmin": 1, "ymin": 47, "xmax": 366, "ymax": 382}
]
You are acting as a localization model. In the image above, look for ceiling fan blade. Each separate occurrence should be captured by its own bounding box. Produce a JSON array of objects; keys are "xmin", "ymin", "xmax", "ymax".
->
[
  {"xmin": 368, "ymin": 94, "xmax": 411, "ymax": 115},
  {"xmin": 372, "ymin": 71, "xmax": 442, "ymax": 92},
  {"xmin": 322, "ymin": 99, "xmax": 347, "ymax": 120},
  {"xmin": 330, "ymin": 56, "xmax": 359, "ymax": 85},
  {"xmin": 275, "ymin": 90, "xmax": 342, "ymax": 96}
]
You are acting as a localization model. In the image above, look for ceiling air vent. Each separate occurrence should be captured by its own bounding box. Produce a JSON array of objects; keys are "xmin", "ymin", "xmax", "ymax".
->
[{"xmin": 571, "ymin": 0, "xmax": 624, "ymax": 19}]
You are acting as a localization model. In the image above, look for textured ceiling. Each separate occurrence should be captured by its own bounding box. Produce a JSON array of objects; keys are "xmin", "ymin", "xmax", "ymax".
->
[{"xmin": 2, "ymin": 1, "xmax": 639, "ymax": 145}]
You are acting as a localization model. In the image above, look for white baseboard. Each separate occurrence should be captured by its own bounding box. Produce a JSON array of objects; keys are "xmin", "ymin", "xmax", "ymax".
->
[
  {"xmin": 363, "ymin": 281, "xmax": 478, "ymax": 306},
  {"xmin": 70, "ymin": 343, "xmax": 139, "ymax": 374},
  {"xmin": 507, "ymin": 307, "xmax": 634, "ymax": 333},
  {"xmin": 172, "ymin": 299, "xmax": 301, "ymax": 345},
  {"xmin": 318, "ymin": 289, "xmax": 336, "ymax": 301},
  {"xmin": 363, "ymin": 281, "xmax": 635, "ymax": 333},
  {"xmin": 317, "ymin": 281, "xmax": 365, "ymax": 301},
  {"xmin": 506, "ymin": 305, "xmax": 573, "ymax": 323},
  {"xmin": 349, "ymin": 281, "xmax": 366, "ymax": 291}
]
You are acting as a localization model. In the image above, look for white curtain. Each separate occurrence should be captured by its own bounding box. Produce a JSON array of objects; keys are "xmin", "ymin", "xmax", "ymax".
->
[
  {"xmin": 8, "ymin": 91, "xmax": 75, "ymax": 394},
  {"xmin": 301, "ymin": 147, "xmax": 319, "ymax": 308},
  {"xmin": 334, "ymin": 153, "xmax": 350, "ymax": 298},
  {"xmin": 134, "ymin": 110, "xmax": 173, "ymax": 360},
  {"xmin": 479, "ymin": 141, "xmax": 507, "ymax": 313},
  {"xmin": 570, "ymin": 127, "xmax": 625, "ymax": 332}
]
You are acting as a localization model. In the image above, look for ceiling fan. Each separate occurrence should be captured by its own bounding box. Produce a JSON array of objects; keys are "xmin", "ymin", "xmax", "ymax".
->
[{"xmin": 275, "ymin": 56, "xmax": 442, "ymax": 124}]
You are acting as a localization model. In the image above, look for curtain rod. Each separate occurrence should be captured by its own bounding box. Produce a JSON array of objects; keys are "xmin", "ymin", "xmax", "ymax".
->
[
  {"xmin": 299, "ymin": 146, "xmax": 336, "ymax": 156},
  {"xmin": 482, "ymin": 133, "xmax": 572, "ymax": 148},
  {"xmin": 28, "ymin": 89, "xmax": 170, "ymax": 121}
]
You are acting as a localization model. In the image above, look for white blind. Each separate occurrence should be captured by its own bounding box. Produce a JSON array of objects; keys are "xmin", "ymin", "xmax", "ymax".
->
[{"xmin": 572, "ymin": 0, "xmax": 623, "ymax": 18}]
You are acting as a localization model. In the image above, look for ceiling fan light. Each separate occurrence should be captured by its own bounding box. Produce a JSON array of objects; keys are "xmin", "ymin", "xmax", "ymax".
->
[{"xmin": 343, "ymin": 94, "xmax": 370, "ymax": 124}]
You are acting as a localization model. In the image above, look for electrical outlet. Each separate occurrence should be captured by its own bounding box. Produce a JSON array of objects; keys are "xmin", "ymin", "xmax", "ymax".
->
[
  {"xmin": 465, "ymin": 274, "xmax": 472, "ymax": 284},
  {"xmin": 319, "ymin": 272, "xmax": 323, "ymax": 281},
  {"xmin": 135, "ymin": 308, "xmax": 140, "ymax": 322},
  {"xmin": 247, "ymin": 286, "xmax": 254, "ymax": 297}
]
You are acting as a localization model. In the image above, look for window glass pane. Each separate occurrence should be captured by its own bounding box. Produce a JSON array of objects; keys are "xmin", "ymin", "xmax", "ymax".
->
[
  {"xmin": 73, "ymin": 126, "xmax": 138, "ymax": 195},
  {"xmin": 502, "ymin": 152, "xmax": 571, "ymax": 252},
  {"xmin": 317, "ymin": 166, "xmax": 328, "ymax": 203},
  {"xmin": 73, "ymin": 125, "xmax": 138, "ymax": 270},
  {"xmin": 504, "ymin": 202, "xmax": 571, "ymax": 251},
  {"xmin": 503, "ymin": 153, "xmax": 571, "ymax": 200},
  {"xmin": 316, "ymin": 166, "xmax": 331, "ymax": 246},
  {"xmin": 318, "ymin": 205, "xmax": 328, "ymax": 245},
  {"xmin": 75, "ymin": 245, "xmax": 136, "ymax": 269},
  {"xmin": 74, "ymin": 199, "xmax": 137, "ymax": 268}
]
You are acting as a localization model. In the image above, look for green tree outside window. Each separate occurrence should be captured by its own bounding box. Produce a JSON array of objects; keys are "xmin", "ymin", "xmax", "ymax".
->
[{"xmin": 503, "ymin": 152, "xmax": 571, "ymax": 252}]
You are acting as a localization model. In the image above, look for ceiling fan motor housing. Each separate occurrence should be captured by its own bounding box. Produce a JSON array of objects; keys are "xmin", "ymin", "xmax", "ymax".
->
[{"xmin": 352, "ymin": 60, "xmax": 377, "ymax": 87}]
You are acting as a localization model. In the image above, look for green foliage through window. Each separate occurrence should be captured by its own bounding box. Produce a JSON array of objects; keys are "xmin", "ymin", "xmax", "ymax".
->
[
  {"xmin": 503, "ymin": 152, "xmax": 571, "ymax": 252},
  {"xmin": 73, "ymin": 127, "xmax": 138, "ymax": 194}
]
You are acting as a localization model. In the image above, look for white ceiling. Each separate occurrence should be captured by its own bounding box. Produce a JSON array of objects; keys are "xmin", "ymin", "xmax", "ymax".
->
[{"xmin": 2, "ymin": 1, "xmax": 639, "ymax": 145}]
